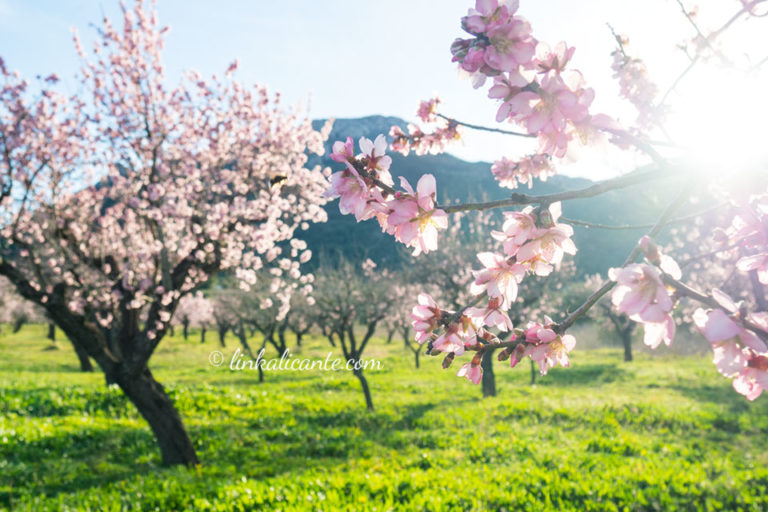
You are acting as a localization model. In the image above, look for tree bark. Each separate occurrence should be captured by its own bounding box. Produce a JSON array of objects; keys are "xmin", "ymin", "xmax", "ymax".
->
[
  {"xmin": 481, "ymin": 348, "xmax": 496, "ymax": 397},
  {"xmin": 622, "ymin": 327, "xmax": 633, "ymax": 362},
  {"xmin": 353, "ymin": 369, "xmax": 374, "ymax": 411},
  {"xmin": 200, "ymin": 326, "xmax": 206, "ymax": 344},
  {"xmin": 114, "ymin": 366, "xmax": 199, "ymax": 466},
  {"xmin": 47, "ymin": 322, "xmax": 56, "ymax": 341},
  {"xmin": 413, "ymin": 349, "xmax": 420, "ymax": 369},
  {"xmin": 71, "ymin": 339, "xmax": 94, "ymax": 372},
  {"xmin": 217, "ymin": 326, "xmax": 227, "ymax": 347}
]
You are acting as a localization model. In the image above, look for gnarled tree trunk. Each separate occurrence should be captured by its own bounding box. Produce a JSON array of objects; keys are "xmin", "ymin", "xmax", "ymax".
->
[{"xmin": 114, "ymin": 366, "xmax": 199, "ymax": 466}]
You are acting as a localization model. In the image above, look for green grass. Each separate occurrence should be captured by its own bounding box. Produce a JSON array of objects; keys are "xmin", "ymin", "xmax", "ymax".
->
[{"xmin": 1, "ymin": 324, "xmax": 767, "ymax": 511}]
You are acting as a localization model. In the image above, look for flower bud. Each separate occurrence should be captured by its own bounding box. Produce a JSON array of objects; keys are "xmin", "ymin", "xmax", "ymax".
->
[
  {"xmin": 471, "ymin": 351, "xmax": 483, "ymax": 367},
  {"xmin": 442, "ymin": 352, "xmax": 455, "ymax": 369},
  {"xmin": 497, "ymin": 347, "xmax": 511, "ymax": 361}
]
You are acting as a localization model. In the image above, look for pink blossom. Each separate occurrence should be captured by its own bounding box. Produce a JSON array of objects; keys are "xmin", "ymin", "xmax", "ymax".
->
[
  {"xmin": 326, "ymin": 167, "xmax": 370, "ymax": 221},
  {"xmin": 694, "ymin": 308, "xmax": 768, "ymax": 400},
  {"xmin": 469, "ymin": 252, "xmax": 525, "ymax": 306},
  {"xmin": 737, "ymin": 253, "xmax": 768, "ymax": 284},
  {"xmin": 491, "ymin": 206, "xmax": 538, "ymax": 254},
  {"xmin": 330, "ymin": 136, "xmax": 355, "ymax": 163},
  {"xmin": 464, "ymin": 0, "xmax": 519, "ymax": 34},
  {"xmin": 411, "ymin": 292, "xmax": 442, "ymax": 343},
  {"xmin": 386, "ymin": 174, "xmax": 448, "ymax": 256},
  {"xmin": 465, "ymin": 296, "xmax": 514, "ymax": 331},
  {"xmin": 484, "ymin": 19, "xmax": 536, "ymax": 72},
  {"xmin": 515, "ymin": 223, "xmax": 577, "ymax": 275},
  {"xmin": 534, "ymin": 41, "xmax": 575, "ymax": 74},
  {"xmin": 609, "ymin": 264, "xmax": 676, "ymax": 349},
  {"xmin": 490, "ymin": 154, "xmax": 554, "ymax": 189},
  {"xmin": 526, "ymin": 333, "xmax": 577, "ymax": 375},
  {"xmin": 359, "ymin": 134, "xmax": 393, "ymax": 186},
  {"xmin": 457, "ymin": 361, "xmax": 483, "ymax": 384},
  {"xmin": 433, "ymin": 323, "xmax": 467, "ymax": 355},
  {"xmin": 417, "ymin": 98, "xmax": 440, "ymax": 123}
]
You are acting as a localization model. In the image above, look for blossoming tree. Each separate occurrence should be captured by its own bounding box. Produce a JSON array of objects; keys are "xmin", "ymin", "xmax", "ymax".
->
[
  {"xmin": 0, "ymin": 2, "xmax": 329, "ymax": 465},
  {"xmin": 325, "ymin": 0, "xmax": 768, "ymax": 400}
]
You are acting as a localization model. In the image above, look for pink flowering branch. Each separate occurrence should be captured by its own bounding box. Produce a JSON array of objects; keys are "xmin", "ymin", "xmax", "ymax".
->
[{"xmin": 556, "ymin": 186, "xmax": 692, "ymax": 333}]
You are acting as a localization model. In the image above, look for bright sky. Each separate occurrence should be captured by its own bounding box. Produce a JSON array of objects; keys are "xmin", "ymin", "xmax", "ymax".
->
[{"xmin": 1, "ymin": 0, "xmax": 766, "ymax": 180}]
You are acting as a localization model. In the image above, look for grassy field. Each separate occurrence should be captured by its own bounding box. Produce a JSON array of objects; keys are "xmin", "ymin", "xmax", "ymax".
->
[{"xmin": 1, "ymin": 324, "xmax": 767, "ymax": 511}]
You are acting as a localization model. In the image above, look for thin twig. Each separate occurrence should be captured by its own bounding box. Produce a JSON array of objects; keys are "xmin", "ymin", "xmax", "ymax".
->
[
  {"xmin": 436, "ymin": 113, "xmax": 535, "ymax": 138},
  {"xmin": 439, "ymin": 164, "xmax": 676, "ymax": 214},
  {"xmin": 556, "ymin": 186, "xmax": 692, "ymax": 333},
  {"xmin": 561, "ymin": 203, "xmax": 724, "ymax": 231}
]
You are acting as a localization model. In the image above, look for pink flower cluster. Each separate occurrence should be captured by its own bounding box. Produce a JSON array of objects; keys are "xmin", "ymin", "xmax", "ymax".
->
[
  {"xmin": 506, "ymin": 318, "xmax": 577, "ymax": 375},
  {"xmin": 609, "ymin": 264, "xmax": 676, "ymax": 349},
  {"xmin": 490, "ymin": 202, "xmax": 576, "ymax": 276},
  {"xmin": 608, "ymin": 236, "xmax": 684, "ymax": 349},
  {"xmin": 327, "ymin": 135, "xmax": 393, "ymax": 221},
  {"xmin": 694, "ymin": 305, "xmax": 768, "ymax": 400},
  {"xmin": 451, "ymin": 1, "xmax": 603, "ymax": 158},
  {"xmin": 389, "ymin": 97, "xmax": 460, "ymax": 157},
  {"xmin": 722, "ymin": 195, "xmax": 768, "ymax": 285},
  {"xmin": 491, "ymin": 154, "xmax": 555, "ymax": 189},
  {"xmin": 327, "ymin": 135, "xmax": 448, "ymax": 255},
  {"xmin": 389, "ymin": 121, "xmax": 461, "ymax": 157},
  {"xmin": 407, "ymin": 202, "xmax": 578, "ymax": 385},
  {"xmin": 610, "ymin": 37, "xmax": 664, "ymax": 130}
]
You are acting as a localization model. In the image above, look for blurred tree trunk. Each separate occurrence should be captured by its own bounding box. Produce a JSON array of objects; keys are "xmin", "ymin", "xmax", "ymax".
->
[
  {"xmin": 481, "ymin": 348, "xmax": 496, "ymax": 397},
  {"xmin": 530, "ymin": 359, "xmax": 537, "ymax": 385},
  {"xmin": 71, "ymin": 339, "xmax": 94, "ymax": 372}
]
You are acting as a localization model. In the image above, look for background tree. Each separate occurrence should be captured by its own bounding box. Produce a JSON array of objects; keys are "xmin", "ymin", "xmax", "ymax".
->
[
  {"xmin": 314, "ymin": 259, "xmax": 391, "ymax": 411},
  {"xmin": 173, "ymin": 291, "xmax": 214, "ymax": 342}
]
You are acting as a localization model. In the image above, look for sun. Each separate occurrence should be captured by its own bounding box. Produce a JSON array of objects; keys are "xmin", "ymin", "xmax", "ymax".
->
[{"xmin": 665, "ymin": 64, "xmax": 768, "ymax": 176}]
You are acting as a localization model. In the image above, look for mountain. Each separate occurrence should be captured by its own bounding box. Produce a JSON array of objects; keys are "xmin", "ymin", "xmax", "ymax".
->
[{"xmin": 304, "ymin": 115, "xmax": 674, "ymax": 275}]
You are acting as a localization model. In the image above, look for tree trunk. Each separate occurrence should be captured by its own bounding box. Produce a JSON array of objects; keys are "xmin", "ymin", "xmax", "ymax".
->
[
  {"xmin": 200, "ymin": 326, "xmax": 206, "ymax": 344},
  {"xmin": 530, "ymin": 359, "xmax": 537, "ymax": 385},
  {"xmin": 47, "ymin": 322, "xmax": 56, "ymax": 341},
  {"xmin": 114, "ymin": 367, "xmax": 199, "ymax": 466},
  {"xmin": 12, "ymin": 317, "xmax": 25, "ymax": 333},
  {"xmin": 386, "ymin": 328, "xmax": 394, "ymax": 344},
  {"xmin": 622, "ymin": 327, "xmax": 633, "ymax": 362},
  {"xmin": 481, "ymin": 348, "xmax": 496, "ymax": 397},
  {"xmin": 413, "ymin": 349, "xmax": 420, "ymax": 369},
  {"xmin": 353, "ymin": 369, "xmax": 374, "ymax": 411},
  {"xmin": 71, "ymin": 339, "xmax": 94, "ymax": 372},
  {"xmin": 169, "ymin": 325, "xmax": 175, "ymax": 337},
  {"xmin": 295, "ymin": 332, "xmax": 303, "ymax": 347},
  {"xmin": 217, "ymin": 327, "xmax": 227, "ymax": 347}
]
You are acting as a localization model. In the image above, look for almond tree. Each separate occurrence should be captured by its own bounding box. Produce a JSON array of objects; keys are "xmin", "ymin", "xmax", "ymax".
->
[
  {"xmin": 173, "ymin": 291, "xmax": 214, "ymax": 342},
  {"xmin": 0, "ymin": 2, "xmax": 329, "ymax": 465},
  {"xmin": 314, "ymin": 259, "xmax": 391, "ymax": 411}
]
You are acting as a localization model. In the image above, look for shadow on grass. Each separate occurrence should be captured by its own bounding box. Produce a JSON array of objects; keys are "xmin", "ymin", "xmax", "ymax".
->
[
  {"xmin": 538, "ymin": 363, "xmax": 631, "ymax": 386},
  {"xmin": 0, "ymin": 400, "xmax": 446, "ymax": 503}
]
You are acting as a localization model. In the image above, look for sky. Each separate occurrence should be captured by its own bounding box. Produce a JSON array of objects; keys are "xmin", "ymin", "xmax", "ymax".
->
[{"xmin": 1, "ymin": 0, "xmax": 766, "ymax": 180}]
